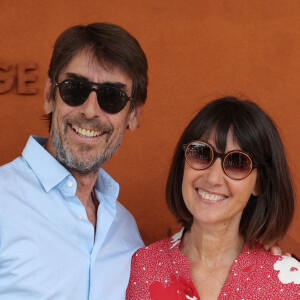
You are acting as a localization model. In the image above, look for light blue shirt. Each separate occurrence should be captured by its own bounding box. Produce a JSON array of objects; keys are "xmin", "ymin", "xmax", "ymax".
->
[{"xmin": 0, "ymin": 136, "xmax": 144, "ymax": 300}]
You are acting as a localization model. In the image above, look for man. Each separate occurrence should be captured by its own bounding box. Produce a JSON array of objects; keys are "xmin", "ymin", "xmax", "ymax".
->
[{"xmin": 0, "ymin": 23, "xmax": 147, "ymax": 299}]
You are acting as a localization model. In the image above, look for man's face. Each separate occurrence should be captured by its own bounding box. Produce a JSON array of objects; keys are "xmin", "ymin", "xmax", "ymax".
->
[{"xmin": 44, "ymin": 50, "xmax": 140, "ymax": 174}]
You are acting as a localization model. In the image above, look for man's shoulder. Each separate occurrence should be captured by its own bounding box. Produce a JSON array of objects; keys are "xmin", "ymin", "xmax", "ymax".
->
[
  {"xmin": 115, "ymin": 200, "xmax": 134, "ymax": 218},
  {"xmin": 0, "ymin": 156, "xmax": 28, "ymax": 179},
  {"xmin": 0, "ymin": 157, "xmax": 35, "ymax": 217},
  {"xmin": 0, "ymin": 135, "xmax": 46, "ymax": 179},
  {"xmin": 114, "ymin": 201, "xmax": 142, "ymax": 236}
]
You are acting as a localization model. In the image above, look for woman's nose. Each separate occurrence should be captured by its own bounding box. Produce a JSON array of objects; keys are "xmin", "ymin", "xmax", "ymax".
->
[{"xmin": 203, "ymin": 158, "xmax": 225, "ymax": 185}]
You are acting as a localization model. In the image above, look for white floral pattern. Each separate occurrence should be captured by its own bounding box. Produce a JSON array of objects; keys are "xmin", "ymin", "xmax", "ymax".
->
[
  {"xmin": 170, "ymin": 228, "xmax": 184, "ymax": 249},
  {"xmin": 274, "ymin": 255, "xmax": 300, "ymax": 284}
]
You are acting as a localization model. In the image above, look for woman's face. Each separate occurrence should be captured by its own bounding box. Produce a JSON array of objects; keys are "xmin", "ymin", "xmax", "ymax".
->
[{"xmin": 181, "ymin": 129, "xmax": 258, "ymax": 228}]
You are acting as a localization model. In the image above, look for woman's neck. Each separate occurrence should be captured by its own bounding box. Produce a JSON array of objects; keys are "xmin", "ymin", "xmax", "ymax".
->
[{"xmin": 180, "ymin": 222, "xmax": 244, "ymax": 267}]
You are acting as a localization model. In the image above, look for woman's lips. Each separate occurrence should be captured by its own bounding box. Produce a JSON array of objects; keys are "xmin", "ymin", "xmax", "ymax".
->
[{"xmin": 197, "ymin": 189, "xmax": 227, "ymax": 201}]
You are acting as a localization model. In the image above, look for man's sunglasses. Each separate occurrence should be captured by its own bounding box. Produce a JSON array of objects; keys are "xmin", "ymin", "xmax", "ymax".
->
[
  {"xmin": 184, "ymin": 141, "xmax": 257, "ymax": 180},
  {"xmin": 55, "ymin": 78, "xmax": 132, "ymax": 114}
]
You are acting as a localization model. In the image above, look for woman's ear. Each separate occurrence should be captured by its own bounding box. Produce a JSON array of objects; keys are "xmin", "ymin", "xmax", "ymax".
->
[
  {"xmin": 252, "ymin": 182, "xmax": 260, "ymax": 197},
  {"xmin": 44, "ymin": 77, "xmax": 54, "ymax": 114}
]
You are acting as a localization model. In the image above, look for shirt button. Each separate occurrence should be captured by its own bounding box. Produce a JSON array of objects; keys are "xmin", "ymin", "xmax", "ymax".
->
[
  {"xmin": 78, "ymin": 214, "xmax": 84, "ymax": 219},
  {"xmin": 67, "ymin": 181, "xmax": 73, "ymax": 188}
]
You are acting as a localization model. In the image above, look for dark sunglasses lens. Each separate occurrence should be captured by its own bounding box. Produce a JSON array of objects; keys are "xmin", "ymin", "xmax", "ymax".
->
[
  {"xmin": 224, "ymin": 152, "xmax": 252, "ymax": 179},
  {"xmin": 59, "ymin": 80, "xmax": 89, "ymax": 106},
  {"xmin": 97, "ymin": 86, "xmax": 128, "ymax": 114},
  {"xmin": 186, "ymin": 142, "xmax": 213, "ymax": 170}
]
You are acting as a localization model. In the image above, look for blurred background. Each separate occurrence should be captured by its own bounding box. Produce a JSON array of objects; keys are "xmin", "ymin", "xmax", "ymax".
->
[{"xmin": 0, "ymin": 0, "xmax": 299, "ymax": 255}]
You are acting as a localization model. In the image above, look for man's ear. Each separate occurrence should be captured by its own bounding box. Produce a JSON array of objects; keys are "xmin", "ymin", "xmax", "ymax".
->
[
  {"xmin": 44, "ymin": 77, "xmax": 54, "ymax": 114},
  {"xmin": 127, "ymin": 103, "xmax": 142, "ymax": 131}
]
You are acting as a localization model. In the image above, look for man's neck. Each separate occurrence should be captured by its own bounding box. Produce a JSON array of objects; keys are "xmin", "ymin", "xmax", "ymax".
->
[{"xmin": 70, "ymin": 169, "xmax": 99, "ymax": 207}]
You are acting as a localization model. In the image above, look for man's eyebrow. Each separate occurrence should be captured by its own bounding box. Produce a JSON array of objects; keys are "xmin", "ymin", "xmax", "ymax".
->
[
  {"xmin": 101, "ymin": 82, "xmax": 126, "ymax": 90},
  {"xmin": 65, "ymin": 73, "xmax": 88, "ymax": 81},
  {"xmin": 65, "ymin": 73, "xmax": 127, "ymax": 90}
]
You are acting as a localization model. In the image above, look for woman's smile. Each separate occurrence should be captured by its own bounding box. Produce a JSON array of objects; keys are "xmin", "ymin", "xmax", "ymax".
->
[{"xmin": 196, "ymin": 188, "xmax": 227, "ymax": 202}]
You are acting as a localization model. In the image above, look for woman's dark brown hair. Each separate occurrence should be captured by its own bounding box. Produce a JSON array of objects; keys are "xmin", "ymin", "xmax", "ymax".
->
[{"xmin": 166, "ymin": 97, "xmax": 294, "ymax": 248}]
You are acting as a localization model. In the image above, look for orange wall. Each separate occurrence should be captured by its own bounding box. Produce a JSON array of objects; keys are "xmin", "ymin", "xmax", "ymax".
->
[{"xmin": 0, "ymin": 1, "xmax": 299, "ymax": 255}]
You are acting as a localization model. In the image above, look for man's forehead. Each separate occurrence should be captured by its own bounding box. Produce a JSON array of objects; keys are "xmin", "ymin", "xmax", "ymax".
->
[
  {"xmin": 63, "ymin": 50, "xmax": 112, "ymax": 73},
  {"xmin": 59, "ymin": 50, "xmax": 133, "ymax": 86}
]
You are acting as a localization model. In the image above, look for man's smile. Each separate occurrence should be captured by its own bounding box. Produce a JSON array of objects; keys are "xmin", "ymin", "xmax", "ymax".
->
[{"xmin": 71, "ymin": 124, "xmax": 104, "ymax": 138}]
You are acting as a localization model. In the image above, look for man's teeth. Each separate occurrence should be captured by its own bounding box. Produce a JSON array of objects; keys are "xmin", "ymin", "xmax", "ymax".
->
[
  {"xmin": 198, "ymin": 190, "xmax": 225, "ymax": 201},
  {"xmin": 72, "ymin": 125, "xmax": 103, "ymax": 137}
]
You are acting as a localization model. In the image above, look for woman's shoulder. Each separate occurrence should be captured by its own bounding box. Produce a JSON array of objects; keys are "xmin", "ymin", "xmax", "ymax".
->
[
  {"xmin": 248, "ymin": 242, "xmax": 299, "ymax": 272},
  {"xmin": 229, "ymin": 242, "xmax": 300, "ymax": 297},
  {"xmin": 131, "ymin": 229, "xmax": 184, "ymax": 264},
  {"xmin": 136, "ymin": 228, "xmax": 183, "ymax": 254},
  {"xmin": 127, "ymin": 229, "xmax": 191, "ymax": 300}
]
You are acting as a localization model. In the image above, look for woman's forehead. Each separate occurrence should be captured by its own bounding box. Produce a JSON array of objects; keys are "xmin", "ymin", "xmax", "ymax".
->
[{"xmin": 199, "ymin": 127, "xmax": 241, "ymax": 152}]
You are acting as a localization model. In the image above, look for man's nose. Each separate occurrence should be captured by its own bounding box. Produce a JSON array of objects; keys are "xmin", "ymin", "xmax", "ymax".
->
[{"xmin": 79, "ymin": 91, "xmax": 103, "ymax": 118}]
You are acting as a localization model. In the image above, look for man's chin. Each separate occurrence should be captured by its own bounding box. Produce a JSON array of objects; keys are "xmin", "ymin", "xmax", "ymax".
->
[
  {"xmin": 61, "ymin": 159, "xmax": 102, "ymax": 175},
  {"xmin": 70, "ymin": 166, "xmax": 100, "ymax": 176}
]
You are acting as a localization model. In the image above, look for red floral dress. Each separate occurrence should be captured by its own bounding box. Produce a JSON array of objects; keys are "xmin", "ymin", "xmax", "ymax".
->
[{"xmin": 126, "ymin": 230, "xmax": 300, "ymax": 299}]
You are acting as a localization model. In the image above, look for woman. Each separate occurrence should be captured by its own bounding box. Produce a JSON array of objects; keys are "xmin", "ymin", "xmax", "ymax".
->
[{"xmin": 126, "ymin": 97, "xmax": 299, "ymax": 299}]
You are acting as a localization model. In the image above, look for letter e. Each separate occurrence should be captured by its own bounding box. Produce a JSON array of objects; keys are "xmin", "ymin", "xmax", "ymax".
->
[{"xmin": 17, "ymin": 62, "xmax": 38, "ymax": 94}]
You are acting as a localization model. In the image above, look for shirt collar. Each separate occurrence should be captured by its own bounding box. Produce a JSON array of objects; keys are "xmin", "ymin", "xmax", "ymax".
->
[
  {"xmin": 94, "ymin": 168, "xmax": 119, "ymax": 209},
  {"xmin": 22, "ymin": 136, "xmax": 120, "ymax": 205},
  {"xmin": 22, "ymin": 136, "xmax": 71, "ymax": 192}
]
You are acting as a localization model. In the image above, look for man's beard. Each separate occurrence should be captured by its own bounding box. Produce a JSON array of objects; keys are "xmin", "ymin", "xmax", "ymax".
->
[{"xmin": 50, "ymin": 116, "xmax": 125, "ymax": 174}]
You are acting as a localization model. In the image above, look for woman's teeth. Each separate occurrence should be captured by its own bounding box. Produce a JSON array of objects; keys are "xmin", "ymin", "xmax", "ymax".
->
[
  {"xmin": 198, "ymin": 190, "xmax": 225, "ymax": 201},
  {"xmin": 72, "ymin": 125, "xmax": 103, "ymax": 138}
]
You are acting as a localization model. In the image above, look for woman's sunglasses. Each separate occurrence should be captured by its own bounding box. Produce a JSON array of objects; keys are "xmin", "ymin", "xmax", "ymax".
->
[
  {"xmin": 184, "ymin": 141, "xmax": 257, "ymax": 180},
  {"xmin": 55, "ymin": 78, "xmax": 132, "ymax": 114}
]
